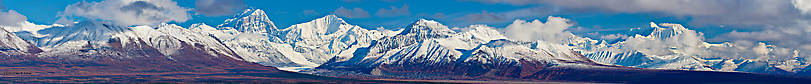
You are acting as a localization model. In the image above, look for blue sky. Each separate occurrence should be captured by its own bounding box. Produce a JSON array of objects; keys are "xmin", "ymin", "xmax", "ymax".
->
[{"xmin": 2, "ymin": 0, "xmax": 810, "ymax": 48}]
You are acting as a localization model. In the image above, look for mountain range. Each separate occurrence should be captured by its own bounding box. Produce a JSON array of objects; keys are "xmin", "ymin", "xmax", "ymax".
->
[{"xmin": 1, "ymin": 9, "xmax": 810, "ymax": 83}]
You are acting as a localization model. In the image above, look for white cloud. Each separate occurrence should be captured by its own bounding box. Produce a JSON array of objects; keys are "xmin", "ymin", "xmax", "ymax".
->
[
  {"xmin": 716, "ymin": 20, "xmax": 811, "ymax": 51},
  {"xmin": 471, "ymin": 0, "xmax": 811, "ymax": 61},
  {"xmin": 195, "ymin": 0, "xmax": 245, "ymax": 16},
  {"xmin": 58, "ymin": 0, "xmax": 191, "ymax": 26},
  {"xmin": 794, "ymin": 0, "xmax": 811, "ymax": 15},
  {"xmin": 496, "ymin": 16, "xmax": 804, "ymax": 63},
  {"xmin": 375, "ymin": 5, "xmax": 409, "ymax": 17},
  {"xmin": 334, "ymin": 7, "xmax": 370, "ymax": 18},
  {"xmin": 599, "ymin": 34, "xmax": 628, "ymax": 41},
  {"xmin": 703, "ymin": 41, "xmax": 801, "ymax": 61},
  {"xmin": 0, "ymin": 0, "xmax": 27, "ymax": 26},
  {"xmin": 605, "ymin": 23, "xmax": 804, "ymax": 64},
  {"xmin": 620, "ymin": 24, "xmax": 708, "ymax": 57},
  {"xmin": 0, "ymin": 10, "xmax": 27, "ymax": 26},
  {"xmin": 503, "ymin": 16, "xmax": 572, "ymax": 43}
]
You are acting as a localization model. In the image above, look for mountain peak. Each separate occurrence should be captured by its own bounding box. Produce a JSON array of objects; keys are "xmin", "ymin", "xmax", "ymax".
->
[
  {"xmin": 399, "ymin": 19, "xmax": 454, "ymax": 35},
  {"xmin": 415, "ymin": 19, "xmax": 439, "ymax": 25},
  {"xmin": 316, "ymin": 14, "xmax": 347, "ymax": 24},
  {"xmin": 249, "ymin": 9, "xmax": 266, "ymax": 15},
  {"xmin": 461, "ymin": 25, "xmax": 507, "ymax": 41},
  {"xmin": 324, "ymin": 14, "xmax": 340, "ymax": 19},
  {"xmin": 282, "ymin": 14, "xmax": 353, "ymax": 36},
  {"xmin": 648, "ymin": 22, "xmax": 693, "ymax": 40},
  {"xmin": 189, "ymin": 23, "xmax": 215, "ymax": 31},
  {"xmin": 650, "ymin": 22, "xmax": 660, "ymax": 28},
  {"xmin": 236, "ymin": 9, "xmax": 267, "ymax": 18},
  {"xmin": 190, "ymin": 23, "xmax": 210, "ymax": 28},
  {"xmin": 218, "ymin": 9, "xmax": 277, "ymax": 34},
  {"xmin": 412, "ymin": 19, "xmax": 447, "ymax": 29},
  {"xmin": 658, "ymin": 23, "xmax": 690, "ymax": 32}
]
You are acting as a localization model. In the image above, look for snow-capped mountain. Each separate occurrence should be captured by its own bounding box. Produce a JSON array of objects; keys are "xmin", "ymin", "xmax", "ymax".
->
[
  {"xmin": 194, "ymin": 9, "xmax": 303, "ymax": 70},
  {"xmin": 0, "ymin": 20, "xmax": 292, "ymax": 77},
  {"xmin": 315, "ymin": 19, "xmax": 601, "ymax": 79},
  {"xmin": 319, "ymin": 19, "xmax": 458, "ymax": 69},
  {"xmin": 2, "ymin": 7, "xmax": 810, "ymax": 83},
  {"xmin": 576, "ymin": 22, "xmax": 810, "ymax": 75},
  {"xmin": 132, "ymin": 23, "xmax": 241, "ymax": 60},
  {"xmin": 273, "ymin": 15, "xmax": 388, "ymax": 70},
  {"xmin": 195, "ymin": 9, "xmax": 391, "ymax": 71},
  {"xmin": 24, "ymin": 21, "xmax": 160, "ymax": 60},
  {"xmin": 0, "ymin": 21, "xmax": 321, "ymax": 83},
  {"xmin": 6, "ymin": 20, "xmax": 249, "ymax": 66},
  {"xmin": 578, "ymin": 22, "xmax": 712, "ymax": 71},
  {"xmin": 218, "ymin": 9, "xmax": 278, "ymax": 35},
  {"xmin": 0, "ymin": 27, "xmax": 41, "ymax": 55}
]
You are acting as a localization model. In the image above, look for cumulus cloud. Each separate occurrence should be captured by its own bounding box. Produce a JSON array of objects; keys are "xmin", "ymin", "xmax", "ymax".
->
[
  {"xmin": 0, "ymin": 1, "xmax": 28, "ymax": 27},
  {"xmin": 621, "ymin": 23, "xmax": 708, "ymax": 57},
  {"xmin": 334, "ymin": 7, "xmax": 370, "ymax": 18},
  {"xmin": 794, "ymin": 0, "xmax": 811, "ymax": 15},
  {"xmin": 375, "ymin": 5, "xmax": 409, "ymax": 17},
  {"xmin": 58, "ymin": 0, "xmax": 191, "ymax": 26},
  {"xmin": 471, "ymin": 0, "xmax": 811, "ymax": 61},
  {"xmin": 716, "ymin": 20, "xmax": 811, "ymax": 51},
  {"xmin": 599, "ymin": 34, "xmax": 628, "ymax": 41},
  {"xmin": 496, "ymin": 16, "xmax": 802, "ymax": 62},
  {"xmin": 686, "ymin": 0, "xmax": 811, "ymax": 56},
  {"xmin": 0, "ymin": 10, "xmax": 27, "ymax": 26},
  {"xmin": 608, "ymin": 23, "xmax": 804, "ymax": 64},
  {"xmin": 195, "ymin": 0, "xmax": 245, "ymax": 16},
  {"xmin": 503, "ymin": 16, "xmax": 572, "ymax": 43}
]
